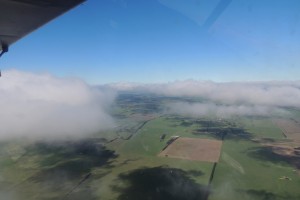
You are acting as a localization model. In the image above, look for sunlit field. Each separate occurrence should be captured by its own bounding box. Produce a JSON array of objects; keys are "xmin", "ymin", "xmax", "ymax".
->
[{"xmin": 1, "ymin": 93, "xmax": 300, "ymax": 200}]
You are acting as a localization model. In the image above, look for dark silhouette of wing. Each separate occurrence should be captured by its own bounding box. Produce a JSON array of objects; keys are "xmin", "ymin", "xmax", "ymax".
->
[{"xmin": 0, "ymin": 0, "xmax": 85, "ymax": 52}]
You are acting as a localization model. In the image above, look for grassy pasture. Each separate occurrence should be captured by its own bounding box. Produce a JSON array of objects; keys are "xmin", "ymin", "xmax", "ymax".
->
[
  {"xmin": 210, "ymin": 139, "xmax": 300, "ymax": 200},
  {"xmin": 1, "ymin": 94, "xmax": 300, "ymax": 200},
  {"xmin": 209, "ymin": 118, "xmax": 300, "ymax": 200}
]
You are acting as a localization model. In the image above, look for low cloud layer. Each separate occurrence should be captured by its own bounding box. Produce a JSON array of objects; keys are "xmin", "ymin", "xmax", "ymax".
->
[
  {"xmin": 108, "ymin": 80, "xmax": 300, "ymax": 117},
  {"xmin": 0, "ymin": 70, "xmax": 115, "ymax": 140},
  {"xmin": 108, "ymin": 80, "xmax": 300, "ymax": 107},
  {"xmin": 1, "ymin": 74, "xmax": 298, "ymax": 140}
]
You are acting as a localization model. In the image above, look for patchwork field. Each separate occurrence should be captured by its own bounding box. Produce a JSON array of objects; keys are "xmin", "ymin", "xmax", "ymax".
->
[
  {"xmin": 159, "ymin": 138, "xmax": 222, "ymax": 162},
  {"xmin": 1, "ymin": 93, "xmax": 300, "ymax": 200}
]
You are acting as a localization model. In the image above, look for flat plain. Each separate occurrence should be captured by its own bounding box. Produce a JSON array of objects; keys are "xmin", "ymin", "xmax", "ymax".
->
[{"xmin": 0, "ymin": 93, "xmax": 300, "ymax": 200}]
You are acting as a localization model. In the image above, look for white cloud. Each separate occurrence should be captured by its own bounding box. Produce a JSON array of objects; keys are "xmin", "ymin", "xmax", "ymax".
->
[
  {"xmin": 108, "ymin": 80, "xmax": 300, "ymax": 117},
  {"xmin": 0, "ymin": 70, "xmax": 115, "ymax": 140},
  {"xmin": 108, "ymin": 80, "xmax": 300, "ymax": 107}
]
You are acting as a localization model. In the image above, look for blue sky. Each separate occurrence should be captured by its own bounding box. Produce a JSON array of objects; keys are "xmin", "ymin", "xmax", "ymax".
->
[{"xmin": 1, "ymin": 0, "xmax": 300, "ymax": 84}]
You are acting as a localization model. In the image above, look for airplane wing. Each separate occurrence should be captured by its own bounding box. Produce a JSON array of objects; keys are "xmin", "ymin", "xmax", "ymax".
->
[{"xmin": 0, "ymin": 0, "xmax": 85, "ymax": 53}]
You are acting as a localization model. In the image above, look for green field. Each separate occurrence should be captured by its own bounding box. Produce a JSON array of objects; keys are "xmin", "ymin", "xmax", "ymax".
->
[{"xmin": 0, "ymin": 93, "xmax": 300, "ymax": 200}]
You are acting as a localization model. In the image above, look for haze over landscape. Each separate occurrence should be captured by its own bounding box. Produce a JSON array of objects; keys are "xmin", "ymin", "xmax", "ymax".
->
[{"xmin": 2, "ymin": 69, "xmax": 300, "ymax": 140}]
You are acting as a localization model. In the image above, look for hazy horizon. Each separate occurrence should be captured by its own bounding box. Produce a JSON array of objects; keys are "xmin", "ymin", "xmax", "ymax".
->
[{"xmin": 1, "ymin": 69, "xmax": 300, "ymax": 141}]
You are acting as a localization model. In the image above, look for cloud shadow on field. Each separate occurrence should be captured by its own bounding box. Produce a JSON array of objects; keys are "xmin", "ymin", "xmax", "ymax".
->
[
  {"xmin": 193, "ymin": 125, "xmax": 252, "ymax": 141},
  {"xmin": 27, "ymin": 139, "xmax": 117, "ymax": 189},
  {"xmin": 169, "ymin": 116, "xmax": 226, "ymax": 127},
  {"xmin": 246, "ymin": 146, "xmax": 300, "ymax": 169},
  {"xmin": 112, "ymin": 166, "xmax": 208, "ymax": 200}
]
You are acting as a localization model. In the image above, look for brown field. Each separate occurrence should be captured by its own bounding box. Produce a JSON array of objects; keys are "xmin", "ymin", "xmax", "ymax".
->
[
  {"xmin": 158, "ymin": 137, "xmax": 222, "ymax": 162},
  {"xmin": 273, "ymin": 119, "xmax": 300, "ymax": 140}
]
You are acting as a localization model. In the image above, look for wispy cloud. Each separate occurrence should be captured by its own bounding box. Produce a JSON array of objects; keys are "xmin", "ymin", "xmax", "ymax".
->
[{"xmin": 0, "ymin": 70, "xmax": 115, "ymax": 140}]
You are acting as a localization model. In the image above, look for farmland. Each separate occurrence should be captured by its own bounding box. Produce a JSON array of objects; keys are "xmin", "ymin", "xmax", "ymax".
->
[
  {"xmin": 159, "ymin": 138, "xmax": 222, "ymax": 162},
  {"xmin": 0, "ymin": 93, "xmax": 300, "ymax": 200}
]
